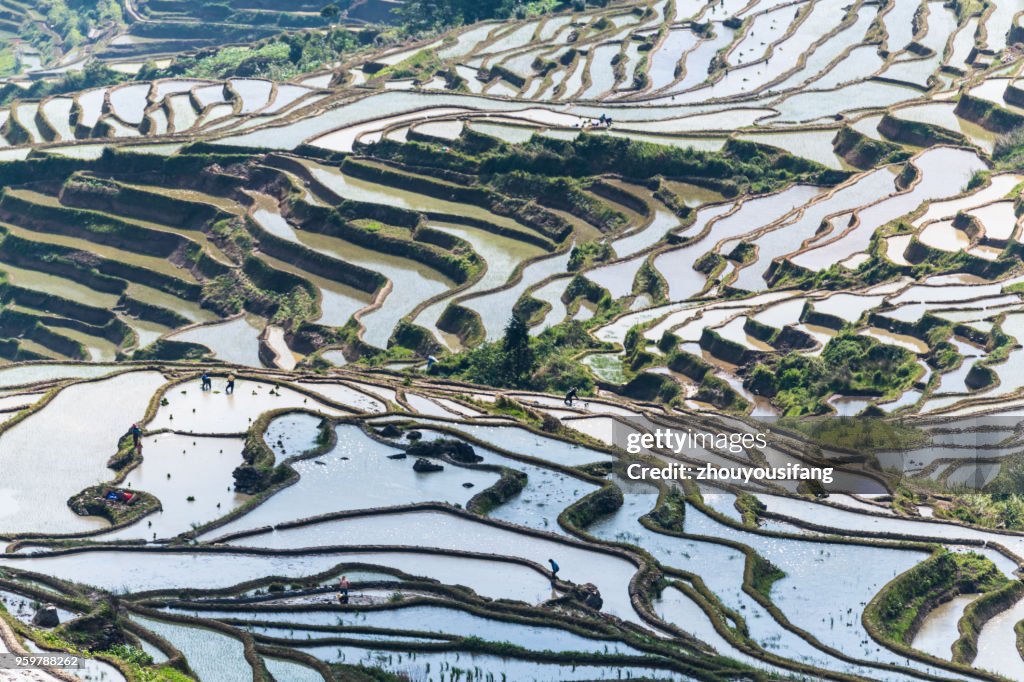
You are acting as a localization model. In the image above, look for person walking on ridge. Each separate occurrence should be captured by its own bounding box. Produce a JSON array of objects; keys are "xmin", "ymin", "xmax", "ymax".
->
[{"xmin": 548, "ymin": 558, "xmax": 560, "ymax": 582}]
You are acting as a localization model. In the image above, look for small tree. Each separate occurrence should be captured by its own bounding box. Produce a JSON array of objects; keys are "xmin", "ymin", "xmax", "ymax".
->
[
  {"xmin": 321, "ymin": 3, "xmax": 341, "ymax": 23},
  {"xmin": 501, "ymin": 313, "xmax": 534, "ymax": 387}
]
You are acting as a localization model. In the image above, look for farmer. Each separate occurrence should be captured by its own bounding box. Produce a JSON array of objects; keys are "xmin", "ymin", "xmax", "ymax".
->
[
  {"xmin": 129, "ymin": 423, "xmax": 142, "ymax": 451},
  {"xmin": 564, "ymin": 387, "xmax": 578, "ymax": 407},
  {"xmin": 338, "ymin": 575, "xmax": 350, "ymax": 604},
  {"xmin": 226, "ymin": 374, "xmax": 236, "ymax": 395},
  {"xmin": 201, "ymin": 372, "xmax": 211, "ymax": 391},
  {"xmin": 548, "ymin": 558, "xmax": 560, "ymax": 582}
]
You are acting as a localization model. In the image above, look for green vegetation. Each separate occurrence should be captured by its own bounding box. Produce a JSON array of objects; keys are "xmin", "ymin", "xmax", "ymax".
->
[
  {"xmin": 934, "ymin": 492, "xmax": 1024, "ymax": 529},
  {"xmin": 334, "ymin": 665, "xmax": 411, "ymax": 682},
  {"xmin": 867, "ymin": 550, "xmax": 1006, "ymax": 645},
  {"xmin": 562, "ymin": 483, "xmax": 624, "ymax": 529},
  {"xmin": 648, "ymin": 487, "xmax": 686, "ymax": 530},
  {"xmin": 956, "ymin": 94, "xmax": 1024, "ymax": 135},
  {"xmin": 930, "ymin": 339, "xmax": 962, "ymax": 372},
  {"xmin": 936, "ymin": 443, "xmax": 1024, "ymax": 530},
  {"xmin": 982, "ymin": 319, "xmax": 1016, "ymax": 364},
  {"xmin": 634, "ymin": 260, "xmax": 667, "ymax": 302},
  {"xmin": 376, "ymin": 48, "xmax": 444, "ymax": 80},
  {"xmin": 778, "ymin": 233, "xmax": 1013, "ymax": 292},
  {"xmin": 993, "ymin": 125, "xmax": 1024, "ymax": 170},
  {"xmin": 953, "ymin": 580, "xmax": 1024, "ymax": 663},
  {"xmin": 0, "ymin": 60, "xmax": 125, "ymax": 107},
  {"xmin": 780, "ymin": 417, "xmax": 929, "ymax": 452},
  {"xmin": 733, "ymin": 492, "xmax": 765, "ymax": 526},
  {"xmin": 431, "ymin": 316, "xmax": 601, "ymax": 392},
  {"xmin": 152, "ymin": 27, "xmax": 363, "ymax": 81},
  {"xmin": 878, "ymin": 114, "xmax": 968, "ymax": 149},
  {"xmin": 501, "ymin": 313, "xmax": 534, "ymax": 385},
  {"xmin": 0, "ymin": 48, "xmax": 17, "ymax": 78},
  {"xmin": 132, "ymin": 339, "xmax": 213, "ymax": 362},
  {"xmin": 750, "ymin": 554, "xmax": 785, "ymax": 600},
  {"xmin": 568, "ymin": 241, "xmax": 614, "ymax": 270},
  {"xmin": 951, "ymin": 0, "xmax": 984, "ymax": 21},
  {"xmin": 101, "ymin": 644, "xmax": 194, "ymax": 682},
  {"xmin": 966, "ymin": 169, "xmax": 989, "ymax": 191},
  {"xmin": 200, "ymin": 265, "xmax": 317, "ymax": 327},
  {"xmin": 66, "ymin": 484, "xmax": 159, "ymax": 526},
  {"xmin": 477, "ymin": 135, "xmax": 845, "ymax": 194},
  {"xmin": 692, "ymin": 373, "xmax": 745, "ymax": 411},
  {"xmin": 832, "ymin": 126, "xmax": 910, "ymax": 169},
  {"xmin": 746, "ymin": 332, "xmax": 922, "ymax": 415},
  {"xmin": 24, "ymin": 0, "xmax": 123, "ymax": 56},
  {"xmin": 366, "ymin": 133, "xmax": 847, "ymax": 209},
  {"xmin": 663, "ymin": 349, "xmax": 747, "ymax": 411},
  {"xmin": 33, "ymin": 610, "xmax": 194, "ymax": 682},
  {"xmin": 623, "ymin": 324, "xmax": 657, "ymax": 372},
  {"xmin": 398, "ymin": 0, "xmax": 562, "ymax": 32},
  {"xmin": 491, "ymin": 172, "xmax": 626, "ymax": 231}
]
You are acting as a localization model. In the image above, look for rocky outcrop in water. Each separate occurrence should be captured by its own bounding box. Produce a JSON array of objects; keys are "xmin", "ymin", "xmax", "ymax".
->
[
  {"xmin": 407, "ymin": 438, "xmax": 483, "ymax": 463},
  {"xmin": 413, "ymin": 457, "xmax": 443, "ymax": 472},
  {"xmin": 32, "ymin": 605, "xmax": 59, "ymax": 628},
  {"xmin": 378, "ymin": 424, "xmax": 402, "ymax": 438},
  {"xmin": 232, "ymin": 464, "xmax": 273, "ymax": 494},
  {"xmin": 378, "ymin": 421, "xmax": 401, "ymax": 438},
  {"xmin": 572, "ymin": 583, "xmax": 603, "ymax": 610}
]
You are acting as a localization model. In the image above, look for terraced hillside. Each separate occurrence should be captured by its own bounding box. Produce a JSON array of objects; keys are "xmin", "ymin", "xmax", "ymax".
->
[
  {"xmin": 3, "ymin": 0, "xmax": 1024, "ymax": 681},
  {"xmin": 0, "ymin": 0, "xmax": 398, "ymax": 81}
]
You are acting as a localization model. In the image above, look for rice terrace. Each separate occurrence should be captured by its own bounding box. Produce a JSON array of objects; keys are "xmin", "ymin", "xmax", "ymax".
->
[{"xmin": 3, "ymin": 0, "xmax": 1024, "ymax": 680}]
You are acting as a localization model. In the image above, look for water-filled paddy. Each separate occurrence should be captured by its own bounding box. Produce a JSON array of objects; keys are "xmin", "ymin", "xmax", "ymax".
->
[
  {"xmin": 135, "ymin": 616, "xmax": 252, "ymax": 682},
  {"xmin": 5, "ymin": 3, "xmax": 1024, "ymax": 679},
  {"xmin": 101, "ymin": 434, "xmax": 250, "ymax": 541},
  {"xmin": 206, "ymin": 423, "xmax": 498, "ymax": 538},
  {"xmin": 299, "ymin": 642, "xmax": 678, "ymax": 680},
  {"xmin": 0, "ymin": 371, "xmax": 166, "ymax": 535},
  {"xmin": 792, "ymin": 148, "xmax": 987, "ymax": 269},
  {"xmin": 226, "ymin": 509, "xmax": 643, "ymax": 622},
  {"xmin": 2, "ymin": 547, "xmax": 553, "ymax": 602},
  {"xmin": 657, "ymin": 185, "xmax": 821, "ymax": 299},
  {"xmin": 168, "ymin": 316, "xmax": 264, "ymax": 367},
  {"xmin": 589, "ymin": 480, "xmax": 927, "ymax": 680},
  {"xmin": 179, "ymin": 601, "xmax": 636, "ymax": 654},
  {"xmin": 147, "ymin": 378, "xmax": 347, "ymax": 434}
]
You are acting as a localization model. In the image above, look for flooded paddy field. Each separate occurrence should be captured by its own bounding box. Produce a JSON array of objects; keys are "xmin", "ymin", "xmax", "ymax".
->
[
  {"xmin": 4, "ymin": 0, "xmax": 1024, "ymax": 679},
  {"xmin": 0, "ymin": 362, "xmax": 1021, "ymax": 680}
]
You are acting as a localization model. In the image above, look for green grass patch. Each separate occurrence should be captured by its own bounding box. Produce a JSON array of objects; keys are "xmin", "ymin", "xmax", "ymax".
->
[
  {"xmin": 748, "ymin": 331, "xmax": 922, "ymax": 416},
  {"xmin": 154, "ymin": 27, "xmax": 361, "ymax": 81},
  {"xmin": 431, "ymin": 317, "xmax": 603, "ymax": 393},
  {"xmin": 867, "ymin": 550, "xmax": 1006, "ymax": 645},
  {"xmin": 779, "ymin": 417, "xmax": 929, "ymax": 452}
]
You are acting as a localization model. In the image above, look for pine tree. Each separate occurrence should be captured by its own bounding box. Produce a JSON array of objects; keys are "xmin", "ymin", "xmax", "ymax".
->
[{"xmin": 501, "ymin": 313, "xmax": 533, "ymax": 387}]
